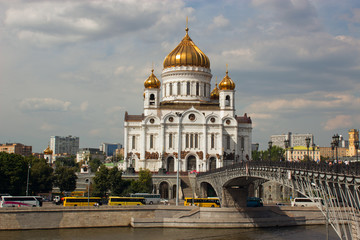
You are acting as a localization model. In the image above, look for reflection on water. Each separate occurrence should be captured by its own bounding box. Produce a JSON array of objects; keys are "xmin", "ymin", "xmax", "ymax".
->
[{"xmin": 1, "ymin": 225, "xmax": 339, "ymax": 240}]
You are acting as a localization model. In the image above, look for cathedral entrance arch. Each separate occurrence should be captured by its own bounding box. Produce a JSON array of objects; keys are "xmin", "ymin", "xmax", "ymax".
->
[
  {"xmin": 167, "ymin": 157, "xmax": 174, "ymax": 172},
  {"xmin": 159, "ymin": 182, "xmax": 169, "ymax": 199},
  {"xmin": 187, "ymin": 155, "xmax": 196, "ymax": 171},
  {"xmin": 209, "ymin": 157, "xmax": 216, "ymax": 171}
]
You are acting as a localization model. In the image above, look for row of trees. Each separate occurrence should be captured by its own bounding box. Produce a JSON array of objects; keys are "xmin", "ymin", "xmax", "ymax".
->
[{"xmin": 0, "ymin": 152, "xmax": 153, "ymax": 198}]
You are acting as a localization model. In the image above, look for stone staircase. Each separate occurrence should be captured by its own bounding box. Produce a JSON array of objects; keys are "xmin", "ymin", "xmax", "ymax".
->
[{"xmin": 180, "ymin": 175, "xmax": 195, "ymax": 199}]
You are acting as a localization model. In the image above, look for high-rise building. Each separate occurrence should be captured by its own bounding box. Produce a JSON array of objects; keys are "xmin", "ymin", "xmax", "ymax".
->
[
  {"xmin": 99, "ymin": 143, "xmax": 122, "ymax": 157},
  {"xmin": 0, "ymin": 143, "xmax": 32, "ymax": 156},
  {"xmin": 270, "ymin": 132, "xmax": 313, "ymax": 149},
  {"xmin": 50, "ymin": 135, "xmax": 79, "ymax": 155},
  {"xmin": 123, "ymin": 26, "xmax": 252, "ymax": 173}
]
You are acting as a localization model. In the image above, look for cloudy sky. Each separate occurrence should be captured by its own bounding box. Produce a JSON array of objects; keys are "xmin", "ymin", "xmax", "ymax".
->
[{"xmin": 1, "ymin": 0, "xmax": 360, "ymax": 152}]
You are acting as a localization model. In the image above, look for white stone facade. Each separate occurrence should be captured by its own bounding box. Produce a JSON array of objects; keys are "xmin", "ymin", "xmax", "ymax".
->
[{"xmin": 123, "ymin": 30, "xmax": 252, "ymax": 173}]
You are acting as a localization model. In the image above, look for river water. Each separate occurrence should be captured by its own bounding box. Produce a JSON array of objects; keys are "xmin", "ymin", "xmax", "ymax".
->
[{"xmin": 0, "ymin": 225, "xmax": 339, "ymax": 240}]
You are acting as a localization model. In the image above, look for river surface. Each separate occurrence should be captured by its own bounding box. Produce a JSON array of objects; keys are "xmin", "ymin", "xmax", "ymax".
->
[{"xmin": 0, "ymin": 225, "xmax": 339, "ymax": 240}]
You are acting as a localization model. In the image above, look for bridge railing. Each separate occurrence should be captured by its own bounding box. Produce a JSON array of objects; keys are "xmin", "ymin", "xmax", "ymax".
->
[{"xmin": 197, "ymin": 161, "xmax": 360, "ymax": 177}]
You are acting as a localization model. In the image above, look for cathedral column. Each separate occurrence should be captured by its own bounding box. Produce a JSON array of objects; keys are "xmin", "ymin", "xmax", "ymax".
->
[
  {"xmin": 160, "ymin": 123, "xmax": 165, "ymax": 168},
  {"xmin": 141, "ymin": 124, "xmax": 146, "ymax": 169},
  {"xmin": 124, "ymin": 125, "xmax": 128, "ymax": 169},
  {"xmin": 203, "ymin": 124, "xmax": 207, "ymax": 172},
  {"xmin": 219, "ymin": 124, "xmax": 224, "ymax": 168}
]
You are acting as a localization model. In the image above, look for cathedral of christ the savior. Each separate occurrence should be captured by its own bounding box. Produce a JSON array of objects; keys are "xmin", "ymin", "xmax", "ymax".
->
[{"xmin": 122, "ymin": 26, "xmax": 252, "ymax": 174}]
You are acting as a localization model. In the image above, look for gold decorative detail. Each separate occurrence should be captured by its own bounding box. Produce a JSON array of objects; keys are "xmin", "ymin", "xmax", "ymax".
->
[
  {"xmin": 44, "ymin": 145, "xmax": 53, "ymax": 155},
  {"xmin": 196, "ymin": 151, "xmax": 203, "ymax": 160},
  {"xmin": 163, "ymin": 25, "xmax": 210, "ymax": 69},
  {"xmin": 145, "ymin": 151, "xmax": 159, "ymax": 160},
  {"xmin": 210, "ymin": 77, "xmax": 219, "ymax": 99},
  {"xmin": 219, "ymin": 67, "xmax": 235, "ymax": 90},
  {"xmin": 144, "ymin": 69, "xmax": 161, "ymax": 89}
]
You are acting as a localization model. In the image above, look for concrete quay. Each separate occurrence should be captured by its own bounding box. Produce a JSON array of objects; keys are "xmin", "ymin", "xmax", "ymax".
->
[{"xmin": 0, "ymin": 205, "xmax": 325, "ymax": 230}]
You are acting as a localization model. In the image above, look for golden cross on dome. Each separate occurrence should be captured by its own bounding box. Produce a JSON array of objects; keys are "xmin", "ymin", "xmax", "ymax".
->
[
  {"xmin": 186, "ymin": 16, "xmax": 189, "ymax": 32},
  {"xmin": 226, "ymin": 64, "xmax": 229, "ymax": 74}
]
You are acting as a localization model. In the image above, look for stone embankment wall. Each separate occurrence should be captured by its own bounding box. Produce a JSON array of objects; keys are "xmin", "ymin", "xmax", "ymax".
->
[{"xmin": 0, "ymin": 205, "xmax": 325, "ymax": 230}]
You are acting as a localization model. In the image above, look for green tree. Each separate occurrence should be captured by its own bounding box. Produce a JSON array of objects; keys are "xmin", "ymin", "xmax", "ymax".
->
[
  {"xmin": 54, "ymin": 166, "xmax": 77, "ymax": 192},
  {"xmin": 0, "ymin": 152, "xmax": 27, "ymax": 195},
  {"xmin": 55, "ymin": 156, "xmax": 79, "ymax": 171},
  {"xmin": 109, "ymin": 167, "xmax": 126, "ymax": 196},
  {"xmin": 128, "ymin": 169, "xmax": 153, "ymax": 193},
  {"xmin": 89, "ymin": 158, "xmax": 102, "ymax": 172},
  {"xmin": 92, "ymin": 165, "xmax": 109, "ymax": 197},
  {"xmin": 25, "ymin": 156, "xmax": 54, "ymax": 195}
]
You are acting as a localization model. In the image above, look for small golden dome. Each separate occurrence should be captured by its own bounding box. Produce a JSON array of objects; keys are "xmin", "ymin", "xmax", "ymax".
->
[
  {"xmin": 219, "ymin": 70, "xmax": 235, "ymax": 90},
  {"xmin": 144, "ymin": 69, "xmax": 161, "ymax": 89},
  {"xmin": 44, "ymin": 146, "xmax": 53, "ymax": 155},
  {"xmin": 163, "ymin": 27, "xmax": 210, "ymax": 69},
  {"xmin": 210, "ymin": 83, "xmax": 219, "ymax": 99}
]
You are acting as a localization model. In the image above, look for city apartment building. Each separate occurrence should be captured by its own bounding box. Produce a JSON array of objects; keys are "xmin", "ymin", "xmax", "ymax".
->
[
  {"xmin": 270, "ymin": 132, "xmax": 313, "ymax": 149},
  {"xmin": 0, "ymin": 143, "xmax": 32, "ymax": 156},
  {"xmin": 50, "ymin": 135, "xmax": 79, "ymax": 155},
  {"xmin": 76, "ymin": 148, "xmax": 105, "ymax": 163},
  {"xmin": 99, "ymin": 143, "xmax": 122, "ymax": 157}
]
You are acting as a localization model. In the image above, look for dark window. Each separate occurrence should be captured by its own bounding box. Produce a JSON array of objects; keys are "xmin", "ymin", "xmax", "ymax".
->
[
  {"xmin": 225, "ymin": 95, "xmax": 230, "ymax": 106},
  {"xmin": 211, "ymin": 134, "xmax": 215, "ymax": 149},
  {"xmin": 186, "ymin": 134, "xmax": 189, "ymax": 148},
  {"xmin": 227, "ymin": 135, "xmax": 231, "ymax": 150},
  {"xmin": 169, "ymin": 83, "xmax": 172, "ymax": 95},
  {"xmin": 132, "ymin": 136, "xmax": 136, "ymax": 149},
  {"xmin": 187, "ymin": 82, "xmax": 190, "ymax": 95},
  {"xmin": 196, "ymin": 83, "xmax": 199, "ymax": 96},
  {"xmin": 195, "ymin": 134, "xmax": 198, "ymax": 148},
  {"xmin": 169, "ymin": 133, "xmax": 173, "ymax": 148},
  {"xmin": 150, "ymin": 135, "xmax": 154, "ymax": 149},
  {"xmin": 177, "ymin": 82, "xmax": 181, "ymax": 95},
  {"xmin": 190, "ymin": 134, "xmax": 194, "ymax": 148},
  {"xmin": 149, "ymin": 94, "xmax": 155, "ymax": 105}
]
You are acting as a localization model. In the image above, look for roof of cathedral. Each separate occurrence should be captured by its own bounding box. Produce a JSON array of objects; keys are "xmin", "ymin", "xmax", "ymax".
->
[
  {"xmin": 163, "ymin": 27, "xmax": 210, "ymax": 69},
  {"xmin": 219, "ymin": 70, "xmax": 235, "ymax": 90},
  {"xmin": 124, "ymin": 112, "xmax": 144, "ymax": 122},
  {"xmin": 236, "ymin": 113, "xmax": 252, "ymax": 124},
  {"xmin": 144, "ymin": 69, "xmax": 161, "ymax": 89},
  {"xmin": 44, "ymin": 145, "xmax": 53, "ymax": 155}
]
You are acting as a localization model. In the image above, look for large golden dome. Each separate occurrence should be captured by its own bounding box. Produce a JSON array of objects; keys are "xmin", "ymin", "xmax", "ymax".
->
[
  {"xmin": 144, "ymin": 69, "xmax": 161, "ymax": 89},
  {"xmin": 219, "ymin": 70, "xmax": 235, "ymax": 90},
  {"xmin": 163, "ymin": 27, "xmax": 210, "ymax": 69},
  {"xmin": 44, "ymin": 146, "xmax": 53, "ymax": 155}
]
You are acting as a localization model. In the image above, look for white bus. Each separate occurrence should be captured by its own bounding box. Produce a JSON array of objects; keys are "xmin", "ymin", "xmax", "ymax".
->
[
  {"xmin": 0, "ymin": 196, "xmax": 43, "ymax": 207},
  {"xmin": 130, "ymin": 193, "xmax": 161, "ymax": 205},
  {"xmin": 291, "ymin": 197, "xmax": 323, "ymax": 207}
]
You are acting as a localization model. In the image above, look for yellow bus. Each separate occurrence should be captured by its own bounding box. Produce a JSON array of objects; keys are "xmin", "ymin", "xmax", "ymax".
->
[
  {"xmin": 108, "ymin": 197, "xmax": 146, "ymax": 206},
  {"xmin": 184, "ymin": 198, "xmax": 221, "ymax": 207},
  {"xmin": 63, "ymin": 197, "xmax": 102, "ymax": 207}
]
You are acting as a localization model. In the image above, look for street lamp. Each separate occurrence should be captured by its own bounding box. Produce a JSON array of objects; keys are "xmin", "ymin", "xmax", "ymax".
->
[
  {"xmin": 268, "ymin": 141, "xmax": 272, "ymax": 161},
  {"xmin": 312, "ymin": 143, "xmax": 316, "ymax": 162},
  {"xmin": 85, "ymin": 178, "xmax": 90, "ymax": 206},
  {"xmin": 284, "ymin": 139, "xmax": 289, "ymax": 161},
  {"xmin": 332, "ymin": 134, "xmax": 339, "ymax": 163},
  {"xmin": 305, "ymin": 137, "xmax": 310, "ymax": 161},
  {"xmin": 290, "ymin": 147, "xmax": 294, "ymax": 162},
  {"xmin": 255, "ymin": 143, "xmax": 259, "ymax": 161},
  {"xmin": 26, "ymin": 163, "xmax": 31, "ymax": 196},
  {"xmin": 355, "ymin": 141, "xmax": 359, "ymax": 162},
  {"xmin": 331, "ymin": 141, "xmax": 335, "ymax": 162}
]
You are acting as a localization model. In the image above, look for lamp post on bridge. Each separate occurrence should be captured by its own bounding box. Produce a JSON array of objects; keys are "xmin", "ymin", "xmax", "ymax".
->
[
  {"xmin": 312, "ymin": 143, "xmax": 316, "ymax": 162},
  {"xmin": 305, "ymin": 137, "xmax": 310, "ymax": 162},
  {"xmin": 268, "ymin": 141, "xmax": 272, "ymax": 161},
  {"xmin": 332, "ymin": 134, "xmax": 339, "ymax": 163},
  {"xmin": 355, "ymin": 141, "xmax": 359, "ymax": 163},
  {"xmin": 331, "ymin": 141, "xmax": 335, "ymax": 163},
  {"xmin": 284, "ymin": 139, "xmax": 289, "ymax": 161}
]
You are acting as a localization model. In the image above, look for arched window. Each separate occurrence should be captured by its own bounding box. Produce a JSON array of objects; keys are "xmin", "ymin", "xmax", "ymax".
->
[
  {"xmin": 150, "ymin": 135, "xmax": 154, "ymax": 149},
  {"xmin": 226, "ymin": 135, "xmax": 231, "ymax": 150},
  {"xmin": 187, "ymin": 82, "xmax": 190, "ymax": 95},
  {"xmin": 149, "ymin": 94, "xmax": 155, "ymax": 105},
  {"xmin": 132, "ymin": 136, "xmax": 136, "ymax": 149},
  {"xmin": 195, "ymin": 134, "xmax": 198, "ymax": 148},
  {"xmin": 211, "ymin": 134, "xmax": 215, "ymax": 149},
  {"xmin": 225, "ymin": 95, "xmax": 230, "ymax": 106},
  {"xmin": 169, "ymin": 133, "xmax": 173, "ymax": 149}
]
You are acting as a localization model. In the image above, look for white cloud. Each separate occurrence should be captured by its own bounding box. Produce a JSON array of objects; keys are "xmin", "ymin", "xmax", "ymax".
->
[
  {"xmin": 209, "ymin": 15, "xmax": 230, "ymax": 30},
  {"xmin": 19, "ymin": 98, "xmax": 71, "ymax": 112},
  {"xmin": 80, "ymin": 101, "xmax": 89, "ymax": 112},
  {"xmin": 323, "ymin": 115, "xmax": 353, "ymax": 131},
  {"xmin": 40, "ymin": 123, "xmax": 57, "ymax": 131}
]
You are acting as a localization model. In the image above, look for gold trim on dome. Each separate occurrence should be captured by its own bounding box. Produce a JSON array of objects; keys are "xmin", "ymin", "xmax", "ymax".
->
[
  {"xmin": 163, "ymin": 26, "xmax": 210, "ymax": 69},
  {"xmin": 219, "ymin": 69, "xmax": 235, "ymax": 90},
  {"xmin": 144, "ymin": 69, "xmax": 161, "ymax": 89}
]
